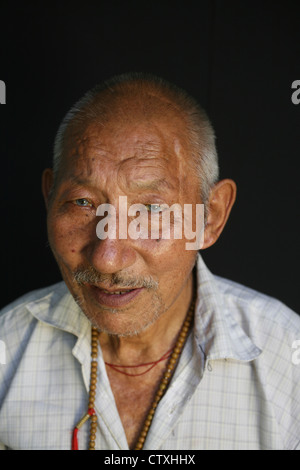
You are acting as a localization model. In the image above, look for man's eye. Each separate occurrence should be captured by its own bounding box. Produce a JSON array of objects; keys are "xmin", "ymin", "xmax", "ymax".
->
[
  {"xmin": 73, "ymin": 198, "xmax": 93, "ymax": 208},
  {"xmin": 145, "ymin": 204, "xmax": 163, "ymax": 214}
]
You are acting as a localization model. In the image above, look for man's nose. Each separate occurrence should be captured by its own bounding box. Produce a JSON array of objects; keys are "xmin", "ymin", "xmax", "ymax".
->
[{"xmin": 86, "ymin": 236, "xmax": 137, "ymax": 275}]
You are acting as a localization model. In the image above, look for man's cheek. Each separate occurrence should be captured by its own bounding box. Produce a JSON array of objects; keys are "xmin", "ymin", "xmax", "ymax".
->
[
  {"xmin": 47, "ymin": 233, "xmax": 77, "ymax": 275},
  {"xmin": 48, "ymin": 214, "xmax": 90, "ymax": 248},
  {"xmin": 133, "ymin": 236, "xmax": 183, "ymax": 257}
]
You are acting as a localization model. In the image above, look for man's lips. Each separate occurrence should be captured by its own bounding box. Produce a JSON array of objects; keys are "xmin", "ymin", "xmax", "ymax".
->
[{"xmin": 87, "ymin": 284, "xmax": 144, "ymax": 307}]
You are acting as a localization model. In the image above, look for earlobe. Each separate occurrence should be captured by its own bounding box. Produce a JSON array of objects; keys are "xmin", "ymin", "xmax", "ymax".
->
[
  {"xmin": 201, "ymin": 179, "xmax": 237, "ymax": 250},
  {"xmin": 41, "ymin": 168, "xmax": 54, "ymax": 210}
]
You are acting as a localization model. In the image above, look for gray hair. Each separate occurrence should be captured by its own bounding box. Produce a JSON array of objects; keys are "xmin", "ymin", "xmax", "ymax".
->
[{"xmin": 53, "ymin": 72, "xmax": 219, "ymax": 204}]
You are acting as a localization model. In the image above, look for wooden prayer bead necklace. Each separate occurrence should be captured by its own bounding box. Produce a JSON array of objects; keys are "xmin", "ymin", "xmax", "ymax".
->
[
  {"xmin": 72, "ymin": 326, "xmax": 99, "ymax": 450},
  {"xmin": 134, "ymin": 300, "xmax": 195, "ymax": 450},
  {"xmin": 72, "ymin": 299, "xmax": 195, "ymax": 450}
]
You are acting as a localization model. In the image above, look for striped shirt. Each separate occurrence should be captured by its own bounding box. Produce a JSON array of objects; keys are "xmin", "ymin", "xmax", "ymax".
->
[{"xmin": 0, "ymin": 255, "xmax": 299, "ymax": 450}]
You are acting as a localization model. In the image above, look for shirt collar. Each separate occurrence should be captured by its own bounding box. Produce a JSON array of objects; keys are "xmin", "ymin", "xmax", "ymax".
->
[
  {"xmin": 26, "ymin": 282, "xmax": 90, "ymax": 338},
  {"xmin": 194, "ymin": 254, "xmax": 261, "ymax": 362}
]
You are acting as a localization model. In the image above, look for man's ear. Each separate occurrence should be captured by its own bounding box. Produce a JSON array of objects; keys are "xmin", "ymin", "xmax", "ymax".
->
[
  {"xmin": 41, "ymin": 168, "xmax": 54, "ymax": 210},
  {"xmin": 201, "ymin": 179, "xmax": 237, "ymax": 250}
]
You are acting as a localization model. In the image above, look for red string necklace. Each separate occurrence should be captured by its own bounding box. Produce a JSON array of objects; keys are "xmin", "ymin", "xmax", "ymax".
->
[{"xmin": 104, "ymin": 347, "xmax": 173, "ymax": 376}]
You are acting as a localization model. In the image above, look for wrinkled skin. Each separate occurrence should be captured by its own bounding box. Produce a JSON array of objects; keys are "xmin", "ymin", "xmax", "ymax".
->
[{"xmin": 43, "ymin": 111, "xmax": 205, "ymax": 338}]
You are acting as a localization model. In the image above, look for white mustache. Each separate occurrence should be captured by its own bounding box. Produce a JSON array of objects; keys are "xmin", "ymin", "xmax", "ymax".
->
[{"xmin": 73, "ymin": 266, "xmax": 158, "ymax": 290}]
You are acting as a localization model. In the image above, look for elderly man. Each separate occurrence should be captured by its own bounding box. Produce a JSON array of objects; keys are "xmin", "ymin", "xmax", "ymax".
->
[{"xmin": 0, "ymin": 73, "xmax": 299, "ymax": 450}]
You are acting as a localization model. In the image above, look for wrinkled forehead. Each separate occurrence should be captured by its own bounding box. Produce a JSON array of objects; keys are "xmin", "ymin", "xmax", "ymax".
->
[
  {"xmin": 53, "ymin": 90, "xmax": 201, "ymax": 203},
  {"xmin": 61, "ymin": 98, "xmax": 194, "ymax": 174},
  {"xmin": 63, "ymin": 87, "xmax": 190, "ymax": 150},
  {"xmin": 61, "ymin": 124, "xmax": 192, "ymax": 196}
]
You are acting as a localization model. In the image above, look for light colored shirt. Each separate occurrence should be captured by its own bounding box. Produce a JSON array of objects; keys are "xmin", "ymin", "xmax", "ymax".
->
[{"xmin": 0, "ymin": 255, "xmax": 299, "ymax": 450}]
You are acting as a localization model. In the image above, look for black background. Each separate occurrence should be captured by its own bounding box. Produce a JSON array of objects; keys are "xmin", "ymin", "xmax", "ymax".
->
[{"xmin": 0, "ymin": 1, "xmax": 299, "ymax": 313}]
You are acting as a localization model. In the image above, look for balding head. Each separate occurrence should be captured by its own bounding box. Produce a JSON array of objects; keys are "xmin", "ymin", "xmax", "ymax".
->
[{"xmin": 53, "ymin": 73, "xmax": 219, "ymax": 205}]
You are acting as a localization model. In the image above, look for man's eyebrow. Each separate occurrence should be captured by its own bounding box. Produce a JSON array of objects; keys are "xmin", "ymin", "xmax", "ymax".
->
[
  {"xmin": 58, "ymin": 176, "xmax": 98, "ymax": 196},
  {"xmin": 62, "ymin": 174, "xmax": 176, "ymax": 193},
  {"xmin": 63, "ymin": 172, "xmax": 98, "ymax": 187},
  {"xmin": 127, "ymin": 179, "xmax": 175, "ymax": 191},
  {"xmin": 68, "ymin": 175, "xmax": 92, "ymax": 186}
]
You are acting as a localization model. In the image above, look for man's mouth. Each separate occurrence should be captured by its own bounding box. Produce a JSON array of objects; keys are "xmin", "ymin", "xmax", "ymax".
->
[
  {"xmin": 100, "ymin": 289, "xmax": 135, "ymax": 295},
  {"xmin": 87, "ymin": 284, "xmax": 144, "ymax": 307}
]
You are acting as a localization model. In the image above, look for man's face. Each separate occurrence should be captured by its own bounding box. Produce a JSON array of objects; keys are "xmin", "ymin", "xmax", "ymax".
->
[{"xmin": 46, "ymin": 110, "xmax": 202, "ymax": 336}]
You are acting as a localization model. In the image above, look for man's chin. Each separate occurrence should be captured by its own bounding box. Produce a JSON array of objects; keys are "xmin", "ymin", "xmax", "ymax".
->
[
  {"xmin": 73, "ymin": 292, "xmax": 163, "ymax": 337},
  {"xmin": 87, "ymin": 311, "xmax": 160, "ymax": 338}
]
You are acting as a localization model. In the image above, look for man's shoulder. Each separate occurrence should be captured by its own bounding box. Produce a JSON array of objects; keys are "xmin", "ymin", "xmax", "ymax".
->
[
  {"xmin": 212, "ymin": 275, "xmax": 300, "ymax": 450},
  {"xmin": 0, "ymin": 282, "xmax": 67, "ymax": 326},
  {"xmin": 214, "ymin": 274, "xmax": 300, "ymax": 334}
]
